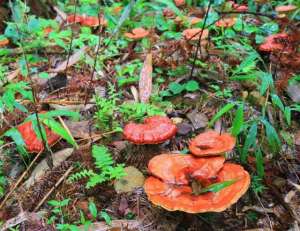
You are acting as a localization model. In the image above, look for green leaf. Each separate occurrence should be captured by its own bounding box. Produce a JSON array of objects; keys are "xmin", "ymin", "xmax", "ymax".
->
[
  {"xmin": 154, "ymin": 0, "xmax": 183, "ymax": 17},
  {"xmin": 231, "ymin": 104, "xmax": 244, "ymax": 136},
  {"xmin": 284, "ymin": 107, "xmax": 291, "ymax": 126},
  {"xmin": 200, "ymin": 180, "xmax": 237, "ymax": 194},
  {"xmin": 261, "ymin": 119, "xmax": 281, "ymax": 153},
  {"xmin": 100, "ymin": 211, "xmax": 112, "ymax": 225},
  {"xmin": 259, "ymin": 72, "xmax": 273, "ymax": 96},
  {"xmin": 241, "ymin": 123, "xmax": 257, "ymax": 163},
  {"xmin": 185, "ymin": 80, "xmax": 199, "ymax": 92},
  {"xmin": 255, "ymin": 147, "xmax": 264, "ymax": 178},
  {"xmin": 41, "ymin": 118, "xmax": 78, "ymax": 148},
  {"xmin": 208, "ymin": 103, "xmax": 235, "ymax": 127},
  {"xmin": 168, "ymin": 82, "xmax": 185, "ymax": 95},
  {"xmin": 88, "ymin": 201, "xmax": 98, "ymax": 219},
  {"xmin": 271, "ymin": 94, "xmax": 284, "ymax": 112}
]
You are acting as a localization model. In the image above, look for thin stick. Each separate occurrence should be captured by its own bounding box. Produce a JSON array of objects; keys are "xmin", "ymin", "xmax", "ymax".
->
[
  {"xmin": 0, "ymin": 151, "xmax": 43, "ymax": 209},
  {"xmin": 34, "ymin": 166, "xmax": 74, "ymax": 212}
]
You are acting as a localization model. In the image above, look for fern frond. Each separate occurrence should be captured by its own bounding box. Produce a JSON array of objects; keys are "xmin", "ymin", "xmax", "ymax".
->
[
  {"xmin": 92, "ymin": 145, "xmax": 114, "ymax": 169},
  {"xmin": 68, "ymin": 169, "xmax": 95, "ymax": 183}
]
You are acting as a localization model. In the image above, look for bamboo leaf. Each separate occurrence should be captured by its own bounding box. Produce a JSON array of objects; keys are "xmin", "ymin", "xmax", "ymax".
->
[
  {"xmin": 231, "ymin": 103, "xmax": 244, "ymax": 136},
  {"xmin": 200, "ymin": 180, "xmax": 237, "ymax": 194},
  {"xmin": 208, "ymin": 103, "xmax": 235, "ymax": 127},
  {"xmin": 241, "ymin": 123, "xmax": 257, "ymax": 163}
]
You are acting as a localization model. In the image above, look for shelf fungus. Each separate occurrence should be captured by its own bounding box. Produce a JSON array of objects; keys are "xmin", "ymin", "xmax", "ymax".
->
[
  {"xmin": 17, "ymin": 120, "xmax": 60, "ymax": 153},
  {"xmin": 123, "ymin": 116, "xmax": 177, "ymax": 144},
  {"xmin": 189, "ymin": 130, "xmax": 236, "ymax": 156},
  {"xmin": 144, "ymin": 153, "xmax": 250, "ymax": 213},
  {"xmin": 124, "ymin": 28, "xmax": 150, "ymax": 40}
]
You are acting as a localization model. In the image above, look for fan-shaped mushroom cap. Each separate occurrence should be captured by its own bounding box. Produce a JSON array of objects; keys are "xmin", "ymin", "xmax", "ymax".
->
[
  {"xmin": 67, "ymin": 14, "xmax": 82, "ymax": 24},
  {"xmin": 182, "ymin": 28, "xmax": 209, "ymax": 41},
  {"xmin": 81, "ymin": 15, "xmax": 107, "ymax": 27},
  {"xmin": 148, "ymin": 154, "xmax": 225, "ymax": 184},
  {"xmin": 124, "ymin": 28, "xmax": 150, "ymax": 40},
  {"xmin": 0, "ymin": 38, "xmax": 9, "ymax": 47},
  {"xmin": 234, "ymin": 4, "xmax": 248, "ymax": 12},
  {"xmin": 144, "ymin": 162, "xmax": 250, "ymax": 213},
  {"xmin": 17, "ymin": 121, "xmax": 60, "ymax": 153},
  {"xmin": 174, "ymin": 0, "xmax": 185, "ymax": 7},
  {"xmin": 189, "ymin": 130, "xmax": 236, "ymax": 156},
  {"xmin": 123, "ymin": 116, "xmax": 177, "ymax": 144},
  {"xmin": 215, "ymin": 17, "xmax": 237, "ymax": 27},
  {"xmin": 275, "ymin": 5, "xmax": 297, "ymax": 13},
  {"xmin": 259, "ymin": 33, "xmax": 290, "ymax": 52}
]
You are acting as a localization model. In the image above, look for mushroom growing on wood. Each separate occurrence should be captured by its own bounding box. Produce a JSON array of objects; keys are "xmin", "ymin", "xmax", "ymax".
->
[
  {"xmin": 17, "ymin": 120, "xmax": 60, "ymax": 153},
  {"xmin": 189, "ymin": 130, "xmax": 236, "ymax": 156},
  {"xmin": 123, "ymin": 116, "xmax": 177, "ymax": 144},
  {"xmin": 258, "ymin": 33, "xmax": 290, "ymax": 52},
  {"xmin": 66, "ymin": 14, "xmax": 82, "ymax": 24},
  {"xmin": 124, "ymin": 28, "xmax": 150, "ymax": 40},
  {"xmin": 144, "ymin": 153, "xmax": 250, "ymax": 213}
]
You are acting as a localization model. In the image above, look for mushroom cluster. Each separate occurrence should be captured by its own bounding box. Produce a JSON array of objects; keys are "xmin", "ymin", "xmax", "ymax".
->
[{"xmin": 140, "ymin": 129, "xmax": 250, "ymax": 213}]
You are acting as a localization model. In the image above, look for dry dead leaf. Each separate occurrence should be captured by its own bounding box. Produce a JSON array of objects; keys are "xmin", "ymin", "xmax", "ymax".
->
[
  {"xmin": 77, "ymin": 220, "xmax": 141, "ymax": 231},
  {"xmin": 139, "ymin": 53, "xmax": 152, "ymax": 103}
]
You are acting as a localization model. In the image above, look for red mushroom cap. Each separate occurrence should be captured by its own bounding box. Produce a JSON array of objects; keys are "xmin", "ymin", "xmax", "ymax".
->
[
  {"xmin": 124, "ymin": 28, "xmax": 150, "ymax": 40},
  {"xmin": 0, "ymin": 38, "xmax": 9, "ymax": 47},
  {"xmin": 144, "ymin": 154, "xmax": 250, "ymax": 213},
  {"xmin": 182, "ymin": 28, "xmax": 209, "ymax": 41},
  {"xmin": 80, "ymin": 15, "xmax": 107, "ymax": 27},
  {"xmin": 275, "ymin": 5, "xmax": 297, "ymax": 13},
  {"xmin": 189, "ymin": 130, "xmax": 236, "ymax": 156},
  {"xmin": 67, "ymin": 14, "xmax": 82, "ymax": 24},
  {"xmin": 148, "ymin": 154, "xmax": 225, "ymax": 184},
  {"xmin": 123, "ymin": 116, "xmax": 177, "ymax": 144},
  {"xmin": 17, "ymin": 120, "xmax": 60, "ymax": 153},
  {"xmin": 233, "ymin": 4, "xmax": 248, "ymax": 12},
  {"xmin": 259, "ymin": 33, "xmax": 290, "ymax": 52},
  {"xmin": 174, "ymin": 0, "xmax": 185, "ymax": 7},
  {"xmin": 215, "ymin": 17, "xmax": 237, "ymax": 28}
]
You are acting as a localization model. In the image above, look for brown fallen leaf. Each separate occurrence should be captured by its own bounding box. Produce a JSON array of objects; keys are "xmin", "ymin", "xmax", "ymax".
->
[
  {"xmin": 139, "ymin": 53, "xmax": 152, "ymax": 103},
  {"xmin": 77, "ymin": 220, "xmax": 141, "ymax": 231}
]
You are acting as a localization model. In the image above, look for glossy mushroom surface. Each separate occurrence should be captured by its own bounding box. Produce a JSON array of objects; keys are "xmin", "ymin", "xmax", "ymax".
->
[
  {"xmin": 215, "ymin": 17, "xmax": 237, "ymax": 28},
  {"xmin": 189, "ymin": 130, "xmax": 236, "ymax": 156},
  {"xmin": 182, "ymin": 28, "xmax": 209, "ymax": 41},
  {"xmin": 259, "ymin": 33, "xmax": 290, "ymax": 52},
  {"xmin": 17, "ymin": 121, "xmax": 60, "ymax": 153},
  {"xmin": 123, "ymin": 116, "xmax": 177, "ymax": 144},
  {"xmin": 144, "ymin": 159, "xmax": 250, "ymax": 213}
]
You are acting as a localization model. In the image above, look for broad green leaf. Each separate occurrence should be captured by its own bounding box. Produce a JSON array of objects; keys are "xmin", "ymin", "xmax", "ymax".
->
[
  {"xmin": 231, "ymin": 104, "xmax": 244, "ymax": 136},
  {"xmin": 241, "ymin": 123, "xmax": 257, "ymax": 163},
  {"xmin": 261, "ymin": 119, "xmax": 281, "ymax": 153},
  {"xmin": 88, "ymin": 201, "xmax": 98, "ymax": 219},
  {"xmin": 185, "ymin": 80, "xmax": 199, "ymax": 92},
  {"xmin": 284, "ymin": 107, "xmax": 291, "ymax": 126},
  {"xmin": 259, "ymin": 72, "xmax": 273, "ymax": 96},
  {"xmin": 154, "ymin": 0, "xmax": 183, "ymax": 17},
  {"xmin": 42, "ymin": 118, "xmax": 78, "ymax": 148},
  {"xmin": 200, "ymin": 180, "xmax": 237, "ymax": 194},
  {"xmin": 255, "ymin": 147, "xmax": 264, "ymax": 178},
  {"xmin": 271, "ymin": 94, "xmax": 284, "ymax": 112},
  {"xmin": 208, "ymin": 103, "xmax": 235, "ymax": 127},
  {"xmin": 168, "ymin": 82, "xmax": 185, "ymax": 95},
  {"xmin": 100, "ymin": 211, "xmax": 112, "ymax": 225}
]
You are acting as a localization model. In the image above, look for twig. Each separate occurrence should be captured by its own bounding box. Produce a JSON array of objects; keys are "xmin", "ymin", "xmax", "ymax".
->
[{"xmin": 33, "ymin": 166, "xmax": 74, "ymax": 212}]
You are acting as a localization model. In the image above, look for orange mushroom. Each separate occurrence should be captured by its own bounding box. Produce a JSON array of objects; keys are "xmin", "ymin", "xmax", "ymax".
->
[
  {"xmin": 0, "ymin": 37, "xmax": 9, "ymax": 47},
  {"xmin": 144, "ymin": 153, "xmax": 250, "ymax": 213},
  {"xmin": 66, "ymin": 14, "xmax": 82, "ymax": 24},
  {"xmin": 275, "ymin": 5, "xmax": 297, "ymax": 13},
  {"xmin": 17, "ymin": 120, "xmax": 60, "ymax": 153},
  {"xmin": 148, "ymin": 154, "xmax": 225, "ymax": 184},
  {"xmin": 43, "ymin": 27, "xmax": 53, "ymax": 36},
  {"xmin": 190, "ymin": 17, "xmax": 202, "ymax": 25},
  {"xmin": 233, "ymin": 4, "xmax": 248, "ymax": 12},
  {"xmin": 189, "ymin": 130, "xmax": 236, "ymax": 156},
  {"xmin": 124, "ymin": 28, "xmax": 150, "ymax": 40},
  {"xmin": 123, "ymin": 116, "xmax": 177, "ymax": 144},
  {"xmin": 174, "ymin": 0, "xmax": 185, "ymax": 7},
  {"xmin": 259, "ymin": 33, "xmax": 291, "ymax": 52},
  {"xmin": 182, "ymin": 28, "xmax": 209, "ymax": 41},
  {"xmin": 215, "ymin": 17, "xmax": 237, "ymax": 28},
  {"xmin": 80, "ymin": 15, "xmax": 107, "ymax": 27}
]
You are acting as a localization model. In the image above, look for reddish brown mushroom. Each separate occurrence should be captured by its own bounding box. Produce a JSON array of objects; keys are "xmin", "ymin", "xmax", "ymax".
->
[
  {"xmin": 275, "ymin": 5, "xmax": 297, "ymax": 13},
  {"xmin": 182, "ymin": 28, "xmax": 209, "ymax": 41},
  {"xmin": 144, "ymin": 153, "xmax": 250, "ymax": 213},
  {"xmin": 0, "ymin": 37, "xmax": 9, "ymax": 47},
  {"xmin": 66, "ymin": 14, "xmax": 82, "ymax": 24},
  {"xmin": 148, "ymin": 154, "xmax": 225, "ymax": 184},
  {"xmin": 189, "ymin": 130, "xmax": 236, "ymax": 156},
  {"xmin": 80, "ymin": 15, "xmax": 107, "ymax": 27},
  {"xmin": 124, "ymin": 28, "xmax": 150, "ymax": 40},
  {"xmin": 215, "ymin": 17, "xmax": 237, "ymax": 28},
  {"xmin": 17, "ymin": 120, "xmax": 60, "ymax": 153},
  {"xmin": 174, "ymin": 0, "xmax": 185, "ymax": 7},
  {"xmin": 233, "ymin": 4, "xmax": 248, "ymax": 12},
  {"xmin": 259, "ymin": 33, "xmax": 290, "ymax": 52},
  {"xmin": 123, "ymin": 116, "xmax": 177, "ymax": 144}
]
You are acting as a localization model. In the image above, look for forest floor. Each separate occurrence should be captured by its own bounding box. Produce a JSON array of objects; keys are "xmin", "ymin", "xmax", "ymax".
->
[{"xmin": 0, "ymin": 1, "xmax": 300, "ymax": 231}]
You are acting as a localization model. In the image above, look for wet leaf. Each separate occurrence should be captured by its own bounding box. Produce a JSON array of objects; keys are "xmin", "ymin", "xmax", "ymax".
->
[{"xmin": 200, "ymin": 180, "xmax": 237, "ymax": 194}]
